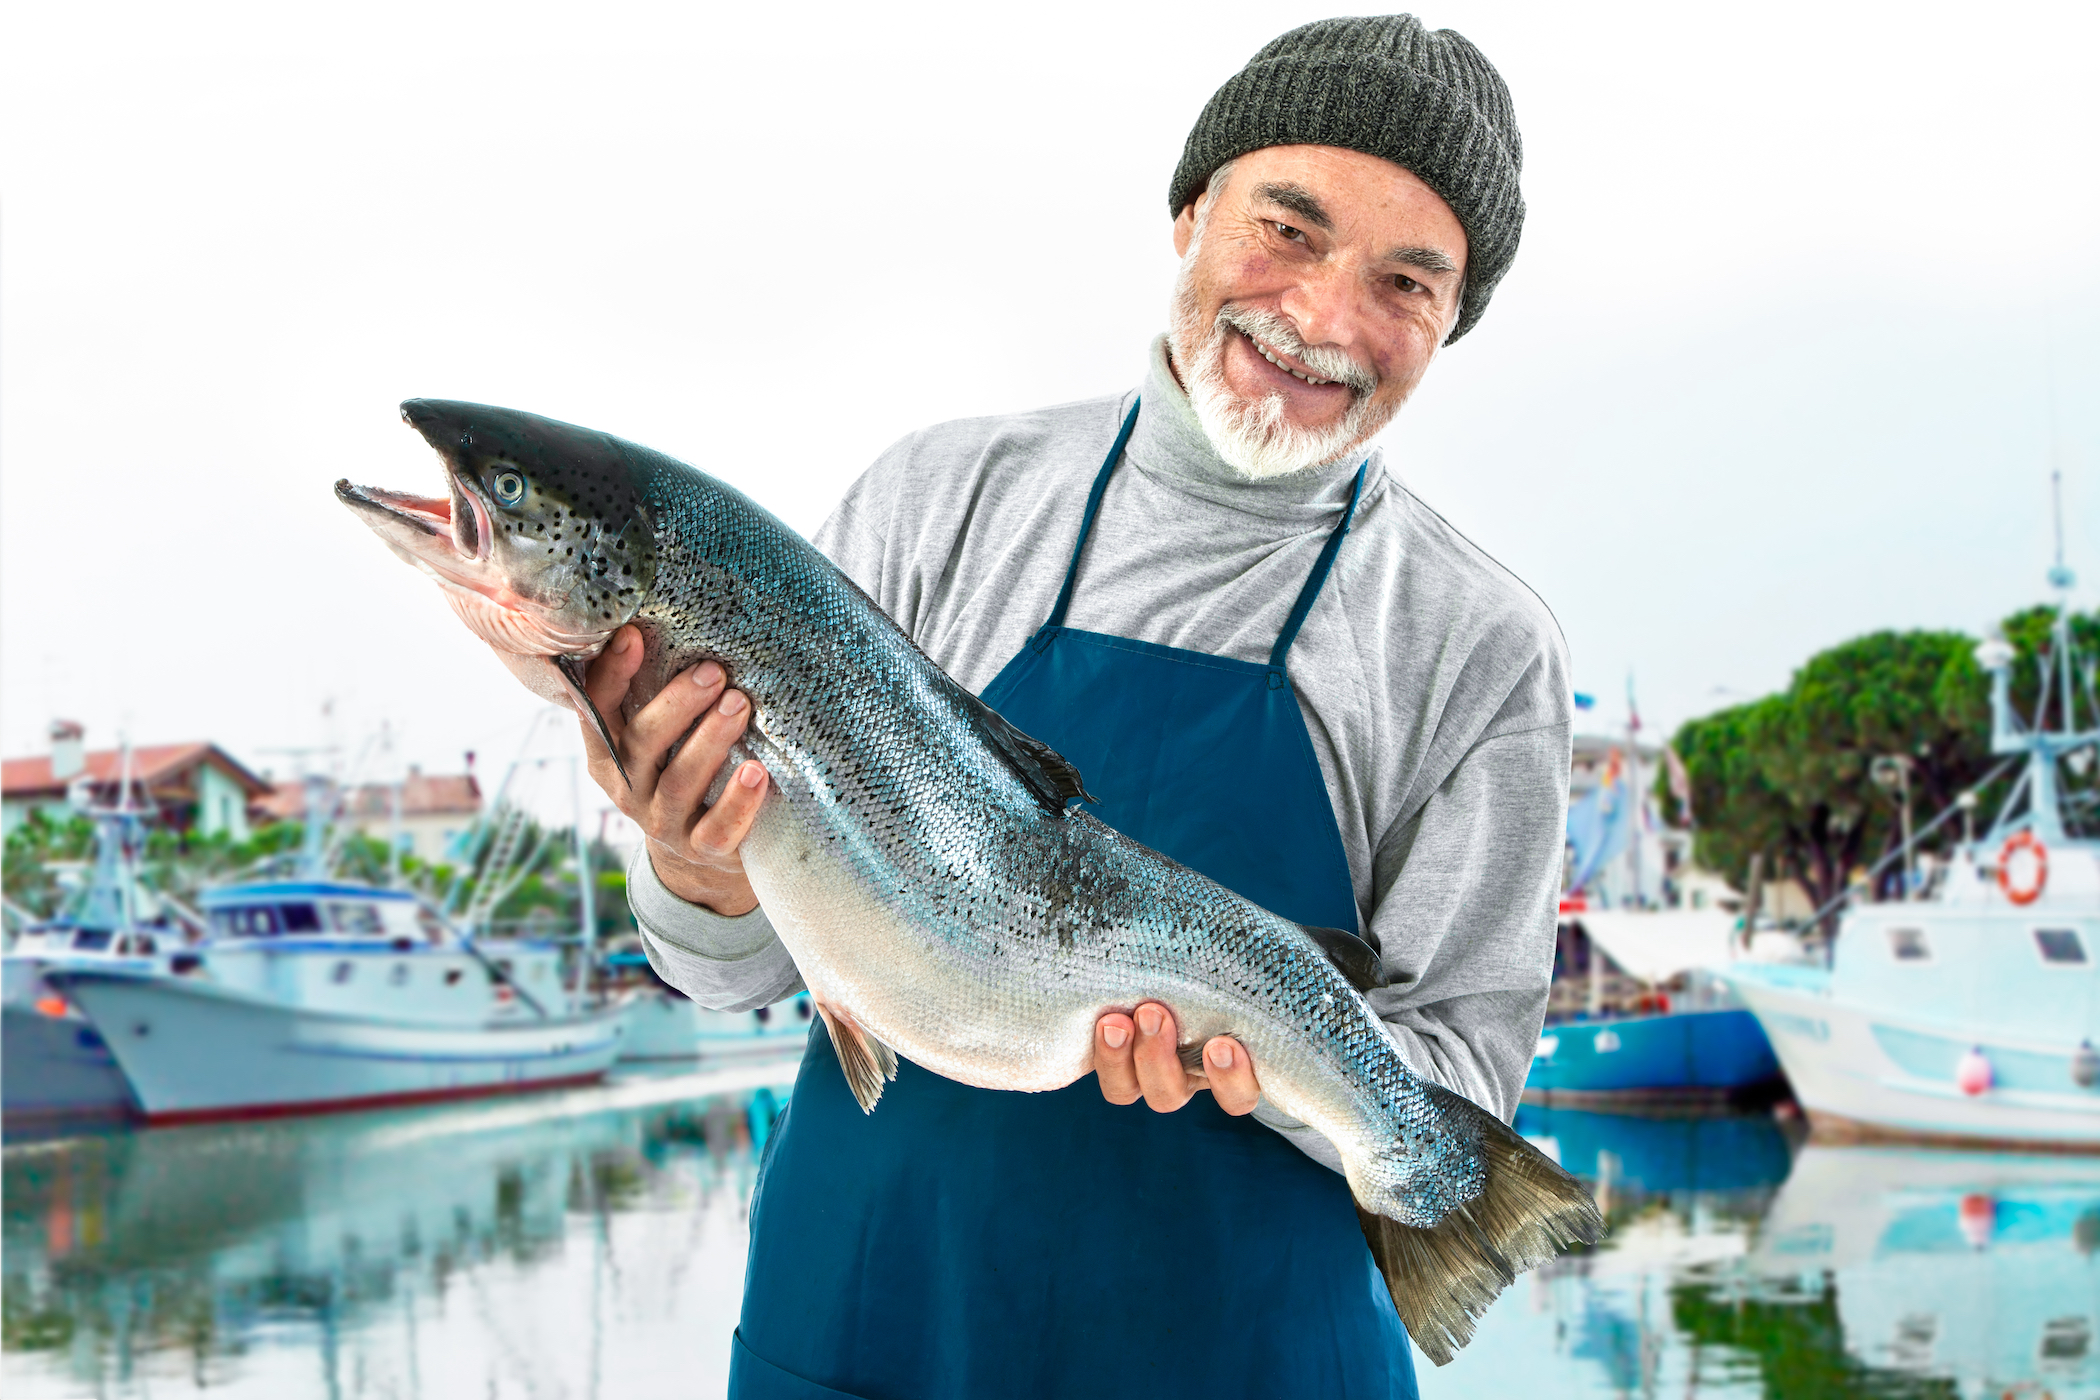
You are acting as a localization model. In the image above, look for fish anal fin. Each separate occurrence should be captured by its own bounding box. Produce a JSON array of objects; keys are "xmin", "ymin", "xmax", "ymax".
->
[
  {"xmin": 1299, "ymin": 924, "xmax": 1384, "ymax": 992},
  {"xmin": 959, "ymin": 691, "xmax": 1096, "ymax": 811},
  {"xmin": 553, "ymin": 654, "xmax": 630, "ymax": 789},
  {"xmin": 1356, "ymin": 1082, "xmax": 1605, "ymax": 1364},
  {"xmin": 815, "ymin": 1001, "xmax": 898, "ymax": 1114}
]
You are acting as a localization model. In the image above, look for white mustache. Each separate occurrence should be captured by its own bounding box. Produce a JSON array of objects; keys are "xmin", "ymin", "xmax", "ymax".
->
[{"xmin": 1214, "ymin": 305, "xmax": 1378, "ymax": 394}]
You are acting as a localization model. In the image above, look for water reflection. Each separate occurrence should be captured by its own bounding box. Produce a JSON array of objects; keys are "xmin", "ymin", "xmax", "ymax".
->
[
  {"xmin": 4, "ymin": 1069, "xmax": 791, "ymax": 1398},
  {"xmin": 1423, "ymin": 1105, "xmax": 2100, "ymax": 1399},
  {"xmin": 8, "ymin": 1086, "xmax": 2098, "ymax": 1398}
]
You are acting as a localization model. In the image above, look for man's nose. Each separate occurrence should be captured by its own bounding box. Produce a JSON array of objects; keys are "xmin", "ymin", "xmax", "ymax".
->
[{"xmin": 1276, "ymin": 263, "xmax": 1361, "ymax": 360}]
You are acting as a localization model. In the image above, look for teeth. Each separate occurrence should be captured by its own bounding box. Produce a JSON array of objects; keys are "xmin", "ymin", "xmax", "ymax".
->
[{"xmin": 1250, "ymin": 335, "xmax": 1329, "ymax": 386}]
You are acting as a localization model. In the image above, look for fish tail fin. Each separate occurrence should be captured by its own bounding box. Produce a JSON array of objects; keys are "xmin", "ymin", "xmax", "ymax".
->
[
  {"xmin": 815, "ymin": 1002, "xmax": 898, "ymax": 1114},
  {"xmin": 1357, "ymin": 1083, "xmax": 1604, "ymax": 1366}
]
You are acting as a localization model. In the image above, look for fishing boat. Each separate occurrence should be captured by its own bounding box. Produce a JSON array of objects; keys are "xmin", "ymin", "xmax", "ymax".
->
[
  {"xmin": 1529, "ymin": 721, "xmax": 1784, "ymax": 1102},
  {"xmin": 53, "ymin": 878, "xmax": 626, "ymax": 1123},
  {"xmin": 609, "ymin": 950, "xmax": 815, "ymax": 1062},
  {"xmin": 50, "ymin": 748, "xmax": 627, "ymax": 1124},
  {"xmin": 2, "ymin": 757, "xmax": 181, "ymax": 1121},
  {"xmin": 1528, "ymin": 905, "xmax": 1783, "ymax": 1102},
  {"xmin": 1725, "ymin": 550, "xmax": 2100, "ymax": 1148}
]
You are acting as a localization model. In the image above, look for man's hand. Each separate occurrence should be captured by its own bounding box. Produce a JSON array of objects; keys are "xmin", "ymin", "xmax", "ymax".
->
[
  {"xmin": 1094, "ymin": 1002, "xmax": 1259, "ymax": 1114},
  {"xmin": 579, "ymin": 624, "xmax": 767, "ymax": 916}
]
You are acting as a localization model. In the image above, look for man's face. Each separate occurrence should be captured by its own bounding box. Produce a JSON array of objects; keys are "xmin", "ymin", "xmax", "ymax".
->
[{"xmin": 1168, "ymin": 144, "xmax": 1468, "ymax": 478}]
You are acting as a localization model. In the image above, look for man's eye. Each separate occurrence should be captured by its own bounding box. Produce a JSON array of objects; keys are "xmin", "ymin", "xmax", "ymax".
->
[
  {"xmin": 1393, "ymin": 274, "xmax": 1423, "ymax": 294},
  {"xmin": 1273, "ymin": 221, "xmax": 1305, "ymax": 243}
]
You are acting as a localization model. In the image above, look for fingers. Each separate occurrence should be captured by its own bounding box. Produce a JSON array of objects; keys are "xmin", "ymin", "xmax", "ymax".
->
[
  {"xmin": 1202, "ymin": 1037, "xmax": 1261, "ymax": 1116},
  {"xmin": 1131, "ymin": 1003, "xmax": 1196, "ymax": 1113},
  {"xmin": 619, "ymin": 661, "xmax": 728, "ymax": 801},
  {"xmin": 1095, "ymin": 1013, "xmax": 1140, "ymax": 1104},
  {"xmin": 686, "ymin": 759, "xmax": 770, "ymax": 866},
  {"xmin": 1095, "ymin": 1003, "xmax": 1257, "ymax": 1115}
]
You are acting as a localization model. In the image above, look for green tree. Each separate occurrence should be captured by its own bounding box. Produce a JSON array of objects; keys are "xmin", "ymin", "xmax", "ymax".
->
[{"xmin": 1666, "ymin": 610, "xmax": 2096, "ymax": 916}]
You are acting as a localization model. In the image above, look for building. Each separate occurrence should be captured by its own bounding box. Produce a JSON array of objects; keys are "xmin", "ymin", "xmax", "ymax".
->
[
  {"xmin": 1, "ymin": 721, "xmax": 270, "ymax": 840},
  {"xmin": 251, "ymin": 766, "xmax": 483, "ymax": 865}
]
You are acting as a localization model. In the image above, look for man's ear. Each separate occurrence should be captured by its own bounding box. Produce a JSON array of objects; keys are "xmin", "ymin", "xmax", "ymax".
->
[{"xmin": 1172, "ymin": 202, "xmax": 1197, "ymax": 258}]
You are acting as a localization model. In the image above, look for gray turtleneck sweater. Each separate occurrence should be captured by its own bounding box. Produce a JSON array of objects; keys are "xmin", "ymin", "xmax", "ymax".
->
[{"xmin": 630, "ymin": 337, "xmax": 1571, "ymax": 1167}]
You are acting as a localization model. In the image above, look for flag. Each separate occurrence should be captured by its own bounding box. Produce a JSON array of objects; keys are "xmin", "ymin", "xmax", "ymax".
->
[{"xmin": 1663, "ymin": 745, "xmax": 1693, "ymax": 826}]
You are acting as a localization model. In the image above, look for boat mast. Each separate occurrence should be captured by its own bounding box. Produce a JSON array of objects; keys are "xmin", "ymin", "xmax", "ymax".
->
[{"xmin": 1975, "ymin": 469, "xmax": 2096, "ymax": 843}]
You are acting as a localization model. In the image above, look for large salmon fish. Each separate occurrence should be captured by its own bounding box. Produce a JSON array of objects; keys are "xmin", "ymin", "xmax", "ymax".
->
[{"xmin": 338, "ymin": 399, "xmax": 1601, "ymax": 1362}]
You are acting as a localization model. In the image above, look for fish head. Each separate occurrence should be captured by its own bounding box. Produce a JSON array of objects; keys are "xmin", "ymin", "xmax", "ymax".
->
[{"xmin": 336, "ymin": 399, "xmax": 659, "ymax": 702}]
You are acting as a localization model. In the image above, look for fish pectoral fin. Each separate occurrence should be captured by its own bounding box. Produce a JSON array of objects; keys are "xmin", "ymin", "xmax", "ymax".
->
[
  {"xmin": 958, "ymin": 691, "xmax": 1097, "ymax": 810},
  {"xmin": 816, "ymin": 1002, "xmax": 898, "ymax": 1114},
  {"xmin": 1297, "ymin": 924, "xmax": 1384, "ymax": 992},
  {"xmin": 552, "ymin": 654, "xmax": 630, "ymax": 789}
]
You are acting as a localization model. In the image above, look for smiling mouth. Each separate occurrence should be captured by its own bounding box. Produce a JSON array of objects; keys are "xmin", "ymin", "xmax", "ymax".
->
[{"xmin": 1242, "ymin": 332, "xmax": 1342, "ymax": 387}]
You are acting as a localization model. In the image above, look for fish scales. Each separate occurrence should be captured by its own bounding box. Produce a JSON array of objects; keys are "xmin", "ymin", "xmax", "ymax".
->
[{"xmin": 338, "ymin": 399, "xmax": 1602, "ymax": 1363}]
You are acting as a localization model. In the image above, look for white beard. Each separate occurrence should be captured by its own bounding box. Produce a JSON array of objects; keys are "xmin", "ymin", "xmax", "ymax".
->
[{"xmin": 1167, "ymin": 224, "xmax": 1392, "ymax": 481}]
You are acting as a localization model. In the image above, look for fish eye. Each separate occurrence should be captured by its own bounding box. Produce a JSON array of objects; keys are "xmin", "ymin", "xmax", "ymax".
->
[{"xmin": 491, "ymin": 469, "xmax": 526, "ymax": 506}]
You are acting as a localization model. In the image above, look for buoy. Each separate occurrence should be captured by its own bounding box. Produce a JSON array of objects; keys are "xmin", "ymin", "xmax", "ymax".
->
[
  {"xmin": 2073, "ymin": 1040, "xmax": 2100, "ymax": 1090},
  {"xmin": 1958, "ymin": 1192, "xmax": 1996, "ymax": 1249},
  {"xmin": 1996, "ymin": 829, "xmax": 2048, "ymax": 904},
  {"xmin": 1956, "ymin": 1046, "xmax": 1993, "ymax": 1096}
]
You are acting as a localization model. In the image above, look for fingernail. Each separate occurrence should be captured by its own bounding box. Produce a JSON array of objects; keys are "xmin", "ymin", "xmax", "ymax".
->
[
  {"xmin": 719, "ymin": 690, "xmax": 746, "ymax": 716},
  {"xmin": 1209, "ymin": 1041, "xmax": 1234, "ymax": 1069},
  {"xmin": 1136, "ymin": 1006, "xmax": 1162, "ymax": 1037},
  {"xmin": 1103, "ymin": 1024, "xmax": 1128, "ymax": 1049},
  {"xmin": 692, "ymin": 661, "xmax": 723, "ymax": 689},
  {"xmin": 739, "ymin": 761, "xmax": 765, "ymax": 789}
]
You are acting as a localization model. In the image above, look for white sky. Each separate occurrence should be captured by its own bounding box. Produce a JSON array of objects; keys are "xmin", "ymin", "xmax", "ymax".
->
[{"xmin": 4, "ymin": 0, "xmax": 2096, "ymax": 805}]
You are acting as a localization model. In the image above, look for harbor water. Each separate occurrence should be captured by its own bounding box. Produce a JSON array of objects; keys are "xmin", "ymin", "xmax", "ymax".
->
[{"xmin": 7, "ymin": 1078, "xmax": 2099, "ymax": 1398}]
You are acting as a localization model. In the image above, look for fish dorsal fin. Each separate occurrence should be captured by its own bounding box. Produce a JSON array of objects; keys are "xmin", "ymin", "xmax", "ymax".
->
[
  {"xmin": 815, "ymin": 1001, "xmax": 898, "ymax": 1114},
  {"xmin": 960, "ymin": 691, "xmax": 1097, "ymax": 812},
  {"xmin": 1299, "ymin": 924, "xmax": 1384, "ymax": 993}
]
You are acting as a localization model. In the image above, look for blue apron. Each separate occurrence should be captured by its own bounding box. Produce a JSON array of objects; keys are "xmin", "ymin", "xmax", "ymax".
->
[{"xmin": 731, "ymin": 401, "xmax": 1416, "ymax": 1399}]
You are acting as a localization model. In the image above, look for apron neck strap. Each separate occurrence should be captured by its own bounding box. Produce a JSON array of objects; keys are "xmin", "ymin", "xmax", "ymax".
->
[
  {"xmin": 1266, "ymin": 462, "xmax": 1367, "ymax": 685},
  {"xmin": 1041, "ymin": 397, "xmax": 1141, "ymax": 636}
]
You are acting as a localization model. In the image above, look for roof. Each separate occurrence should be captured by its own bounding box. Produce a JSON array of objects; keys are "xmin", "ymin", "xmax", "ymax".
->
[
  {"xmin": 252, "ymin": 770, "xmax": 482, "ymax": 823},
  {"xmin": 1, "ymin": 743, "xmax": 271, "ymax": 801}
]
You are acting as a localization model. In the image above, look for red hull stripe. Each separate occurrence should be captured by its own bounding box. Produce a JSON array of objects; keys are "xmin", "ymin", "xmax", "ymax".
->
[{"xmin": 141, "ymin": 1071, "xmax": 609, "ymax": 1126}]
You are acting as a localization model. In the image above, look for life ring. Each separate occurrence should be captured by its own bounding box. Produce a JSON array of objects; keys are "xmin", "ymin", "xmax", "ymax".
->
[{"xmin": 1997, "ymin": 830, "xmax": 2048, "ymax": 905}]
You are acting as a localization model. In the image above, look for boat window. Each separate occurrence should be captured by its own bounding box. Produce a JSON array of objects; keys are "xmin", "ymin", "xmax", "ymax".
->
[
  {"xmin": 279, "ymin": 904, "xmax": 322, "ymax": 934},
  {"xmin": 219, "ymin": 906, "xmax": 279, "ymax": 938},
  {"xmin": 1887, "ymin": 927, "xmax": 1931, "ymax": 962},
  {"xmin": 331, "ymin": 960, "xmax": 355, "ymax": 984},
  {"xmin": 325, "ymin": 902, "xmax": 384, "ymax": 935},
  {"xmin": 72, "ymin": 930, "xmax": 113, "ymax": 951},
  {"xmin": 2035, "ymin": 928, "xmax": 2088, "ymax": 965}
]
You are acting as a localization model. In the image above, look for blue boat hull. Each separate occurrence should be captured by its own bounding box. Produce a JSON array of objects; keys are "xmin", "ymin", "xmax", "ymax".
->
[{"xmin": 1527, "ymin": 1006, "xmax": 1780, "ymax": 1095}]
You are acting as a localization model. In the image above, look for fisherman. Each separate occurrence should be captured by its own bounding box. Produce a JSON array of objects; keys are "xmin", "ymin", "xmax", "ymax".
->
[{"xmin": 582, "ymin": 15, "xmax": 1560, "ymax": 1397}]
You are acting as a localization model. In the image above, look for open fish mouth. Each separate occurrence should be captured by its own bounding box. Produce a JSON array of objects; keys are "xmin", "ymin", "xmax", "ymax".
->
[{"xmin": 335, "ymin": 475, "xmax": 492, "ymax": 566}]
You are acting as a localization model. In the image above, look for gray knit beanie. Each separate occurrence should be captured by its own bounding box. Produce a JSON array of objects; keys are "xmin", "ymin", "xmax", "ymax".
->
[{"xmin": 1169, "ymin": 15, "xmax": 1523, "ymax": 344}]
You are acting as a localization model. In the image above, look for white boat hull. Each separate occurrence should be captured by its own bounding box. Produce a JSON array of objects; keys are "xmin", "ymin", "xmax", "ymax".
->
[
  {"xmin": 53, "ymin": 969, "xmax": 626, "ymax": 1122},
  {"xmin": 616, "ymin": 988, "xmax": 813, "ymax": 1062},
  {"xmin": 1731, "ymin": 966, "xmax": 2100, "ymax": 1147}
]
